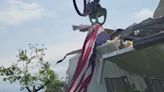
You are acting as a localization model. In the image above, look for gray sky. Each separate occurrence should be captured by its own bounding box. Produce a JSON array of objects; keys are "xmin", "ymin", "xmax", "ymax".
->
[{"xmin": 0, "ymin": 0, "xmax": 159, "ymax": 91}]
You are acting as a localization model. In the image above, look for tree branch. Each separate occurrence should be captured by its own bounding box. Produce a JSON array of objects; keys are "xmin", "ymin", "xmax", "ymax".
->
[
  {"xmin": 26, "ymin": 87, "xmax": 32, "ymax": 92},
  {"xmin": 36, "ymin": 81, "xmax": 50, "ymax": 91}
]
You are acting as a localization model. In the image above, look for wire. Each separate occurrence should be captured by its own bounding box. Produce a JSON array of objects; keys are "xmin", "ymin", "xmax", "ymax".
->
[{"xmin": 73, "ymin": 0, "xmax": 87, "ymax": 16}]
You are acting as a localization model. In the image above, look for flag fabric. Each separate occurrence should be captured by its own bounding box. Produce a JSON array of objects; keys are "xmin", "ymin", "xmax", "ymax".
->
[
  {"xmin": 56, "ymin": 49, "xmax": 82, "ymax": 64},
  {"xmin": 66, "ymin": 24, "xmax": 110, "ymax": 92}
]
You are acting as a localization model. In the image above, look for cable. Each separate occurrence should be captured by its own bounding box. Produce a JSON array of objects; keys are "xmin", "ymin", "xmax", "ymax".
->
[{"xmin": 73, "ymin": 0, "xmax": 87, "ymax": 16}]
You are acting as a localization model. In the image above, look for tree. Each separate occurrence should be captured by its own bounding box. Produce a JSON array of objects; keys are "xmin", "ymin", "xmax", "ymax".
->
[
  {"xmin": 0, "ymin": 44, "xmax": 64, "ymax": 92},
  {"xmin": 45, "ymin": 78, "xmax": 65, "ymax": 92}
]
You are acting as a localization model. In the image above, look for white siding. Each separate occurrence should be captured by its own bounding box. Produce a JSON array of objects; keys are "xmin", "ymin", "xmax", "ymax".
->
[{"xmin": 68, "ymin": 55, "xmax": 148, "ymax": 92}]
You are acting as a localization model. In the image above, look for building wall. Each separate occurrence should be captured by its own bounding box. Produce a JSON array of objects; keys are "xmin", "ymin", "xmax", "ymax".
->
[
  {"xmin": 67, "ymin": 54, "xmax": 80, "ymax": 84},
  {"xmin": 68, "ymin": 54, "xmax": 149, "ymax": 92},
  {"xmin": 102, "ymin": 61, "xmax": 147, "ymax": 91}
]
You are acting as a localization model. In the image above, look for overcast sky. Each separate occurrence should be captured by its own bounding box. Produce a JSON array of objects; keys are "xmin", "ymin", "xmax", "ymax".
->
[{"xmin": 0, "ymin": 0, "xmax": 159, "ymax": 91}]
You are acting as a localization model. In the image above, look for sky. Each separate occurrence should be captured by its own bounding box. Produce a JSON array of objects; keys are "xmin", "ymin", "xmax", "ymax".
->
[{"xmin": 0, "ymin": 0, "xmax": 159, "ymax": 92}]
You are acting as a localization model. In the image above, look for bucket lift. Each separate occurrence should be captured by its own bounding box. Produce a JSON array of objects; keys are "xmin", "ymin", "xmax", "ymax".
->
[{"xmin": 73, "ymin": 0, "xmax": 107, "ymax": 25}]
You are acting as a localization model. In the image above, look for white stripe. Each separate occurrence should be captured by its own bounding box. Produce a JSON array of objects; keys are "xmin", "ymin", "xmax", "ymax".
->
[
  {"xmin": 73, "ymin": 26, "xmax": 102, "ymax": 91},
  {"xmin": 71, "ymin": 38, "xmax": 95, "ymax": 91},
  {"xmin": 82, "ymin": 39, "xmax": 91, "ymax": 59},
  {"xmin": 70, "ymin": 41, "xmax": 94, "ymax": 91},
  {"xmin": 69, "ymin": 25, "xmax": 104, "ymax": 92},
  {"xmin": 71, "ymin": 46, "xmax": 93, "ymax": 91},
  {"xmin": 82, "ymin": 26, "xmax": 97, "ymax": 59},
  {"xmin": 97, "ymin": 27, "xmax": 104, "ymax": 35},
  {"xmin": 76, "ymin": 65, "xmax": 92, "ymax": 92},
  {"xmin": 74, "ymin": 36, "xmax": 97, "ymax": 92}
]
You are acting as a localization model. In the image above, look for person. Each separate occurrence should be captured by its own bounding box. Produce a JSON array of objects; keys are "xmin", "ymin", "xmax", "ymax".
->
[{"xmin": 153, "ymin": 0, "xmax": 164, "ymax": 18}]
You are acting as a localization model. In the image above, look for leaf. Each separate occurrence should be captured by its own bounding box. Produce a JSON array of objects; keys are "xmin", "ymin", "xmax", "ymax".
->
[{"xmin": 0, "ymin": 44, "xmax": 64, "ymax": 92}]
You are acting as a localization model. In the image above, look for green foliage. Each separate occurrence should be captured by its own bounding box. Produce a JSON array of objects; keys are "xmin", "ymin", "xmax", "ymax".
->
[
  {"xmin": 44, "ymin": 75, "xmax": 65, "ymax": 92},
  {"xmin": 0, "ymin": 64, "xmax": 21, "ymax": 83},
  {"xmin": 0, "ymin": 44, "xmax": 64, "ymax": 92}
]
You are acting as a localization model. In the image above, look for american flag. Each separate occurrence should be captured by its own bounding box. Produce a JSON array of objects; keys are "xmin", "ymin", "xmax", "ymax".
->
[{"xmin": 66, "ymin": 24, "xmax": 110, "ymax": 92}]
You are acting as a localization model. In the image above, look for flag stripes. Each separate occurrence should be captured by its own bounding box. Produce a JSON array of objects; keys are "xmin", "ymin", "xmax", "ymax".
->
[{"xmin": 67, "ymin": 24, "xmax": 103, "ymax": 92}]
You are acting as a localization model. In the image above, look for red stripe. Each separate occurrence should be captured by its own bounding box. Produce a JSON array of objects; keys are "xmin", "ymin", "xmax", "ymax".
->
[
  {"xmin": 74, "ymin": 29, "xmax": 94, "ymax": 75},
  {"xmin": 68, "ymin": 27, "xmax": 97, "ymax": 89},
  {"xmin": 78, "ymin": 25, "xmax": 102, "ymax": 92},
  {"xmin": 78, "ymin": 65, "xmax": 94, "ymax": 92},
  {"xmin": 67, "ymin": 24, "xmax": 100, "ymax": 91},
  {"xmin": 67, "ymin": 30, "xmax": 95, "ymax": 91},
  {"xmin": 74, "ymin": 25, "xmax": 100, "ymax": 80},
  {"xmin": 67, "ymin": 31, "xmax": 96, "ymax": 92},
  {"xmin": 68, "ymin": 26, "xmax": 99, "ymax": 90},
  {"xmin": 74, "ymin": 62, "xmax": 91, "ymax": 92},
  {"xmin": 67, "ymin": 24, "xmax": 101, "ymax": 92}
]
